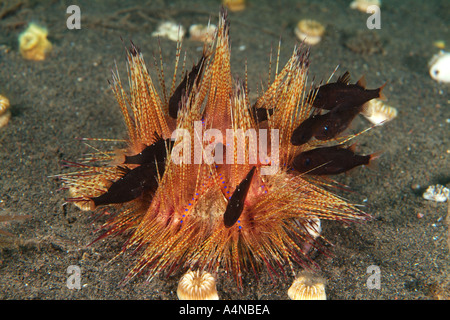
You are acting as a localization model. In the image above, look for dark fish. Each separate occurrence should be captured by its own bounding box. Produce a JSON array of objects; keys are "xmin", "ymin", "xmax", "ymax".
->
[
  {"xmin": 310, "ymin": 71, "xmax": 386, "ymax": 111},
  {"xmin": 124, "ymin": 135, "xmax": 174, "ymax": 165},
  {"xmin": 313, "ymin": 103, "xmax": 363, "ymax": 141},
  {"xmin": 292, "ymin": 144, "xmax": 376, "ymax": 175},
  {"xmin": 91, "ymin": 161, "xmax": 165, "ymax": 207},
  {"xmin": 290, "ymin": 113, "xmax": 327, "ymax": 146},
  {"xmin": 169, "ymin": 54, "xmax": 207, "ymax": 119},
  {"xmin": 223, "ymin": 166, "xmax": 256, "ymax": 228},
  {"xmin": 92, "ymin": 134, "xmax": 173, "ymax": 207},
  {"xmin": 291, "ymin": 102, "xmax": 363, "ymax": 145},
  {"xmin": 292, "ymin": 73, "xmax": 387, "ymax": 145}
]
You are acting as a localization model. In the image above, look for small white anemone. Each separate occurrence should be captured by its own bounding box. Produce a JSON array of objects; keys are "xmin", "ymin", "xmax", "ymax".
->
[
  {"xmin": 294, "ymin": 19, "xmax": 325, "ymax": 45},
  {"xmin": 350, "ymin": 0, "xmax": 381, "ymax": 12},
  {"xmin": 177, "ymin": 270, "xmax": 219, "ymax": 300},
  {"xmin": 0, "ymin": 95, "xmax": 11, "ymax": 128},
  {"xmin": 152, "ymin": 21, "xmax": 185, "ymax": 42},
  {"xmin": 288, "ymin": 272, "xmax": 326, "ymax": 300}
]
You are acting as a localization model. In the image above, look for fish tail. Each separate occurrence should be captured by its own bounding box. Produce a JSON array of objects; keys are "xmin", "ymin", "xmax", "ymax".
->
[
  {"xmin": 377, "ymin": 82, "xmax": 387, "ymax": 100},
  {"xmin": 365, "ymin": 150, "xmax": 383, "ymax": 170},
  {"xmin": 370, "ymin": 150, "xmax": 383, "ymax": 161}
]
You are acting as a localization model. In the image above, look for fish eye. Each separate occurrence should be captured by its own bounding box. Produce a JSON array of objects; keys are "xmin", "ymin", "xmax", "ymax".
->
[
  {"xmin": 323, "ymin": 125, "xmax": 328, "ymax": 132},
  {"xmin": 304, "ymin": 158, "xmax": 311, "ymax": 166}
]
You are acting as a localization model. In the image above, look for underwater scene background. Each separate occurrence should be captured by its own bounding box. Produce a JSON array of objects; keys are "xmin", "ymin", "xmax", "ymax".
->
[{"xmin": 0, "ymin": 0, "xmax": 448, "ymax": 299}]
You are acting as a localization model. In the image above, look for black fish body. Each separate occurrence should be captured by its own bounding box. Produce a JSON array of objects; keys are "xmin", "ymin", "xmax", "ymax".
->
[
  {"xmin": 292, "ymin": 74, "xmax": 386, "ymax": 145},
  {"xmin": 92, "ymin": 136, "xmax": 173, "ymax": 207},
  {"xmin": 169, "ymin": 55, "xmax": 207, "ymax": 119},
  {"xmin": 313, "ymin": 102, "xmax": 363, "ymax": 141},
  {"xmin": 290, "ymin": 113, "xmax": 328, "ymax": 146},
  {"xmin": 91, "ymin": 161, "xmax": 165, "ymax": 206},
  {"xmin": 124, "ymin": 137, "xmax": 173, "ymax": 165},
  {"xmin": 292, "ymin": 145, "xmax": 372, "ymax": 175},
  {"xmin": 311, "ymin": 72, "xmax": 386, "ymax": 111},
  {"xmin": 223, "ymin": 166, "xmax": 256, "ymax": 228}
]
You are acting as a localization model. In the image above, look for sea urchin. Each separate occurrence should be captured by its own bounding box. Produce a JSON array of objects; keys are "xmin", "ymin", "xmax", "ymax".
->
[{"xmin": 59, "ymin": 8, "xmax": 377, "ymax": 291}]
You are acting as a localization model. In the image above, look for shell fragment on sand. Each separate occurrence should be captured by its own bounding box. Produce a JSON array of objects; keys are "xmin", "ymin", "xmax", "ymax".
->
[
  {"xmin": 423, "ymin": 184, "xmax": 449, "ymax": 203},
  {"xmin": 429, "ymin": 51, "xmax": 450, "ymax": 83},
  {"xmin": 360, "ymin": 99, "xmax": 397, "ymax": 126}
]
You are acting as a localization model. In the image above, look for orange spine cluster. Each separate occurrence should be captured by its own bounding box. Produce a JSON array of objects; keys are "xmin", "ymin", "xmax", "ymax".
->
[{"xmin": 59, "ymin": 9, "xmax": 370, "ymax": 289}]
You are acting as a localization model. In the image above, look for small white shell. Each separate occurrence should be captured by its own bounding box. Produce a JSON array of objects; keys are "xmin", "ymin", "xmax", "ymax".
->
[
  {"xmin": 361, "ymin": 99, "xmax": 397, "ymax": 126},
  {"xmin": 429, "ymin": 51, "xmax": 450, "ymax": 83},
  {"xmin": 152, "ymin": 21, "xmax": 185, "ymax": 42},
  {"xmin": 423, "ymin": 184, "xmax": 449, "ymax": 202}
]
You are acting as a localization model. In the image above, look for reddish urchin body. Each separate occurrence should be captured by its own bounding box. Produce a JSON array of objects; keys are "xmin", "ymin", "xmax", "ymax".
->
[{"xmin": 60, "ymin": 9, "xmax": 375, "ymax": 290}]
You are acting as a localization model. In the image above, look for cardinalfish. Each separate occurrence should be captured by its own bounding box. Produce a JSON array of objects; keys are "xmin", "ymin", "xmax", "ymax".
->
[
  {"xmin": 309, "ymin": 71, "xmax": 387, "ymax": 111},
  {"xmin": 291, "ymin": 112, "xmax": 325, "ymax": 146},
  {"xmin": 124, "ymin": 134, "xmax": 174, "ymax": 165},
  {"xmin": 223, "ymin": 166, "xmax": 256, "ymax": 228},
  {"xmin": 292, "ymin": 144, "xmax": 378, "ymax": 175},
  {"xmin": 90, "ymin": 136, "xmax": 174, "ymax": 207},
  {"xmin": 96, "ymin": 47, "xmax": 208, "ymax": 206},
  {"xmin": 291, "ymin": 72, "xmax": 387, "ymax": 145},
  {"xmin": 313, "ymin": 102, "xmax": 363, "ymax": 141},
  {"xmin": 290, "ymin": 107, "xmax": 360, "ymax": 145},
  {"xmin": 169, "ymin": 53, "xmax": 208, "ymax": 119}
]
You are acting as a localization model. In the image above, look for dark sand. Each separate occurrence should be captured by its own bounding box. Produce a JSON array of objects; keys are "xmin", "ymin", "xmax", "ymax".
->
[{"xmin": 0, "ymin": 0, "xmax": 449, "ymax": 300}]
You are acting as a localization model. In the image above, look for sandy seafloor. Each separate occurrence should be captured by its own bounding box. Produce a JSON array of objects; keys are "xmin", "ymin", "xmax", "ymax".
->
[{"xmin": 0, "ymin": 0, "xmax": 449, "ymax": 301}]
